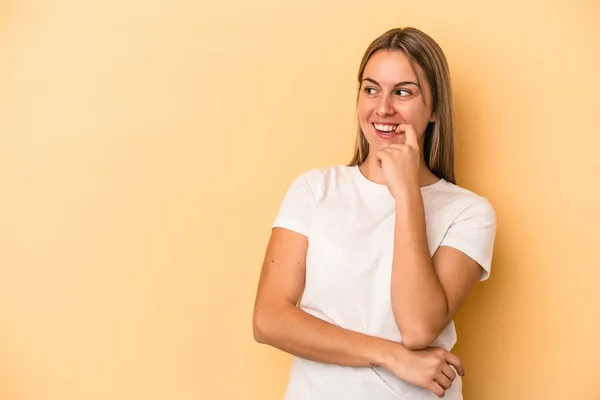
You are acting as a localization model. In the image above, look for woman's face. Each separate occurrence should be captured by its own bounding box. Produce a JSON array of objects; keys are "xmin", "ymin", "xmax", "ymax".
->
[{"xmin": 357, "ymin": 50, "xmax": 436, "ymax": 152}]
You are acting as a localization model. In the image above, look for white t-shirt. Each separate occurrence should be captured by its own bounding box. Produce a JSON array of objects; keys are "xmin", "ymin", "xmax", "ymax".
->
[{"xmin": 272, "ymin": 165, "xmax": 497, "ymax": 400}]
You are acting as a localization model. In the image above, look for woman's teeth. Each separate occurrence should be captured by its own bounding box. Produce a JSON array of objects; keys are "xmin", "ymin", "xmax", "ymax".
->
[{"xmin": 373, "ymin": 123, "xmax": 398, "ymax": 134}]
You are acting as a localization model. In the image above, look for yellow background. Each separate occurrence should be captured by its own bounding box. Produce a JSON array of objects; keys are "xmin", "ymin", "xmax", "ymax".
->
[{"xmin": 1, "ymin": 0, "xmax": 599, "ymax": 399}]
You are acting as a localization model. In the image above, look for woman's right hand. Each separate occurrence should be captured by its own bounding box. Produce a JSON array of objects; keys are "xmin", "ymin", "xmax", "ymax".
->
[{"xmin": 384, "ymin": 345, "xmax": 465, "ymax": 398}]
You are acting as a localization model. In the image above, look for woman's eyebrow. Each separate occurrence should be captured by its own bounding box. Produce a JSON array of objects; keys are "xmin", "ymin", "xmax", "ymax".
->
[{"xmin": 362, "ymin": 77, "xmax": 420, "ymax": 88}]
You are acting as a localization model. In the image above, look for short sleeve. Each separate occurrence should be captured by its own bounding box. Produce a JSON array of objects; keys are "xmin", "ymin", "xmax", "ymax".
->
[
  {"xmin": 271, "ymin": 170, "xmax": 319, "ymax": 237},
  {"xmin": 439, "ymin": 198, "xmax": 497, "ymax": 281}
]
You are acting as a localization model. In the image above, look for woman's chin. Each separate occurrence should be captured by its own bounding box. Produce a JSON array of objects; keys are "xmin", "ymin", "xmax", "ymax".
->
[{"xmin": 367, "ymin": 133, "xmax": 406, "ymax": 148}]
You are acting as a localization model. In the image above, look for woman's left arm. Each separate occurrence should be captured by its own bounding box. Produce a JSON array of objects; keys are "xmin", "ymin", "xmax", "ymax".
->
[
  {"xmin": 390, "ymin": 192, "xmax": 482, "ymax": 350},
  {"xmin": 378, "ymin": 124, "xmax": 495, "ymax": 350}
]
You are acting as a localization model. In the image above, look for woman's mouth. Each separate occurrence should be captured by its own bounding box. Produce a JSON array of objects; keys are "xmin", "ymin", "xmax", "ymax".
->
[{"xmin": 373, "ymin": 123, "xmax": 399, "ymax": 138}]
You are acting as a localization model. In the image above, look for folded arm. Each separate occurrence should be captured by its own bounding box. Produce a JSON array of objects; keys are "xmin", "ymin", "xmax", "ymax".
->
[
  {"xmin": 253, "ymin": 227, "xmax": 400, "ymax": 368},
  {"xmin": 390, "ymin": 192, "xmax": 484, "ymax": 349}
]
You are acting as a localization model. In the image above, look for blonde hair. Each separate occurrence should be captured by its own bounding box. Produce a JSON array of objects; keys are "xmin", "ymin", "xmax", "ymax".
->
[{"xmin": 348, "ymin": 27, "xmax": 456, "ymax": 184}]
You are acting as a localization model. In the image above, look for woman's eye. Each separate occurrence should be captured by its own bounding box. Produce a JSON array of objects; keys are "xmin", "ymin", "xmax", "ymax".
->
[
  {"xmin": 396, "ymin": 89, "xmax": 411, "ymax": 97},
  {"xmin": 364, "ymin": 87, "xmax": 377, "ymax": 95}
]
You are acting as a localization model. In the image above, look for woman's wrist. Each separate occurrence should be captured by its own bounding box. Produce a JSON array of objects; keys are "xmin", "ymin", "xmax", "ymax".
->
[
  {"xmin": 394, "ymin": 188, "xmax": 422, "ymax": 209},
  {"xmin": 374, "ymin": 339, "xmax": 406, "ymax": 370}
]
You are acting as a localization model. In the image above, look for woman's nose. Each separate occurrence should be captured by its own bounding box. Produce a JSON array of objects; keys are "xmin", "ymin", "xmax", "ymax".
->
[{"xmin": 376, "ymin": 95, "xmax": 395, "ymax": 116}]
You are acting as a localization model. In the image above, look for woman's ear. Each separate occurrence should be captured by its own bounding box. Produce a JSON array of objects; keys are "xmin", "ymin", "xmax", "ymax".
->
[{"xmin": 429, "ymin": 111, "xmax": 437, "ymax": 123}]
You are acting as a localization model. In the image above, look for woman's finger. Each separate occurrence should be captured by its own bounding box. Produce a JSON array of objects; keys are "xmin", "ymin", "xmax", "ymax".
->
[
  {"xmin": 428, "ymin": 381, "xmax": 446, "ymax": 398},
  {"xmin": 435, "ymin": 372, "xmax": 452, "ymax": 390},
  {"xmin": 444, "ymin": 352, "xmax": 465, "ymax": 376},
  {"xmin": 442, "ymin": 364, "xmax": 456, "ymax": 382}
]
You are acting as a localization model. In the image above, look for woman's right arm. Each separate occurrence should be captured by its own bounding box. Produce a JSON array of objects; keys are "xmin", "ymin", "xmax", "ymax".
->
[
  {"xmin": 252, "ymin": 228, "xmax": 464, "ymax": 397},
  {"xmin": 253, "ymin": 227, "xmax": 397, "ymax": 368}
]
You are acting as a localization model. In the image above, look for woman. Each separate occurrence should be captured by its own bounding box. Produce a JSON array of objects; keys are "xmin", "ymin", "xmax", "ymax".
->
[{"xmin": 253, "ymin": 27, "xmax": 497, "ymax": 400}]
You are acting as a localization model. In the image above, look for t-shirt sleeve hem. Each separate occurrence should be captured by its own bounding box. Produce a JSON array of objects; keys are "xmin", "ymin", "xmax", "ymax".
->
[
  {"xmin": 272, "ymin": 219, "xmax": 310, "ymax": 238},
  {"xmin": 439, "ymin": 241, "xmax": 492, "ymax": 282}
]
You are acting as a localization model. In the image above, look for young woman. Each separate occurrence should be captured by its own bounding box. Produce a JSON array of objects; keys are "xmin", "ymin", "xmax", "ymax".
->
[{"xmin": 253, "ymin": 27, "xmax": 497, "ymax": 400}]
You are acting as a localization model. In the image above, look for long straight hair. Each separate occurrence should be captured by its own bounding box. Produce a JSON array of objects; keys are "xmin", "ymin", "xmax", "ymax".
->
[{"xmin": 348, "ymin": 27, "xmax": 456, "ymax": 184}]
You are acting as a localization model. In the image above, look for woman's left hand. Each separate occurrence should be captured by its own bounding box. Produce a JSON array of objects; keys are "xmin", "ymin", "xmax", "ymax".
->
[{"xmin": 375, "ymin": 123, "xmax": 421, "ymax": 199}]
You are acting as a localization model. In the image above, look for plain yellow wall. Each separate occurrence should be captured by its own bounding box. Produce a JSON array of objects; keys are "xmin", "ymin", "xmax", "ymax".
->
[{"xmin": 1, "ymin": 0, "xmax": 599, "ymax": 399}]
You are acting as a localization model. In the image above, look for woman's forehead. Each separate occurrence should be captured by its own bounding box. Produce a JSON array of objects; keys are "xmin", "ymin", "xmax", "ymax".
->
[{"xmin": 363, "ymin": 50, "xmax": 423, "ymax": 83}]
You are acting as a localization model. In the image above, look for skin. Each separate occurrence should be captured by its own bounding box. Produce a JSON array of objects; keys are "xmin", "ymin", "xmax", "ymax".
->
[{"xmin": 253, "ymin": 50, "xmax": 482, "ymax": 398}]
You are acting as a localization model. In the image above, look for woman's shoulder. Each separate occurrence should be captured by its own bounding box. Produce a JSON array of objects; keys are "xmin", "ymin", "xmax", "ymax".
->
[
  {"xmin": 431, "ymin": 179, "xmax": 482, "ymax": 197},
  {"xmin": 428, "ymin": 179, "xmax": 496, "ymax": 219},
  {"xmin": 289, "ymin": 164, "xmax": 355, "ymax": 186},
  {"xmin": 282, "ymin": 165, "xmax": 356, "ymax": 201}
]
